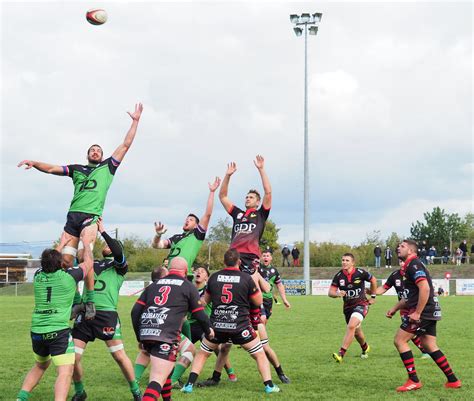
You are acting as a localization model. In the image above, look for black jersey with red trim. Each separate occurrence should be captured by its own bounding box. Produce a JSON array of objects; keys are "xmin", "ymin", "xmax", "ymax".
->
[
  {"xmin": 331, "ymin": 268, "xmax": 372, "ymax": 310},
  {"xmin": 228, "ymin": 205, "xmax": 270, "ymax": 257},
  {"xmin": 384, "ymin": 270, "xmax": 406, "ymax": 301},
  {"xmin": 206, "ymin": 267, "xmax": 260, "ymax": 332},
  {"xmin": 134, "ymin": 273, "xmax": 204, "ymax": 343},
  {"xmin": 401, "ymin": 258, "xmax": 441, "ymax": 321}
]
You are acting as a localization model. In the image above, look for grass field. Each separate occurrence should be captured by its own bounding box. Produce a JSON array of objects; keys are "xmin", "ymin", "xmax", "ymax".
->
[{"xmin": 1, "ymin": 295, "xmax": 472, "ymax": 401}]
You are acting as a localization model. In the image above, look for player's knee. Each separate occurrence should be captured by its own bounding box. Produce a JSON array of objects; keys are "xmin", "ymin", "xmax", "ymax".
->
[
  {"xmin": 36, "ymin": 360, "xmax": 51, "ymax": 371},
  {"xmin": 108, "ymin": 344, "xmax": 125, "ymax": 361}
]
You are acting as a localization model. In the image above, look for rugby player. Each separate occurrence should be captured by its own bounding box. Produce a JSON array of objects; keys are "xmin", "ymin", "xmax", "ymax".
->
[
  {"xmin": 181, "ymin": 249, "xmax": 281, "ymax": 394},
  {"xmin": 376, "ymin": 259, "xmax": 429, "ymax": 358},
  {"xmin": 131, "ymin": 257, "xmax": 213, "ymax": 401},
  {"xmin": 70, "ymin": 218, "xmax": 141, "ymax": 401},
  {"xmin": 18, "ymin": 103, "xmax": 144, "ymax": 319},
  {"xmin": 329, "ymin": 253, "xmax": 377, "ymax": 362},
  {"xmin": 386, "ymin": 239, "xmax": 461, "ymax": 392},
  {"xmin": 16, "ymin": 238, "xmax": 93, "ymax": 401}
]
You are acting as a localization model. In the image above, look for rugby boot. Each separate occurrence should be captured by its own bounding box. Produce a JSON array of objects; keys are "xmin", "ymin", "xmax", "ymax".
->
[
  {"xmin": 420, "ymin": 353, "xmax": 430, "ymax": 359},
  {"xmin": 278, "ymin": 373, "xmax": 291, "ymax": 384},
  {"xmin": 71, "ymin": 391, "xmax": 87, "ymax": 401},
  {"xmin": 84, "ymin": 302, "xmax": 96, "ymax": 320},
  {"xmin": 332, "ymin": 352, "xmax": 343, "ymax": 363},
  {"xmin": 228, "ymin": 373, "xmax": 238, "ymax": 382},
  {"xmin": 396, "ymin": 379, "xmax": 423, "ymax": 392},
  {"xmin": 181, "ymin": 384, "xmax": 193, "ymax": 394},
  {"xmin": 197, "ymin": 378, "xmax": 220, "ymax": 387},
  {"xmin": 132, "ymin": 390, "xmax": 142, "ymax": 401},
  {"xmin": 172, "ymin": 380, "xmax": 183, "ymax": 389},
  {"xmin": 444, "ymin": 380, "xmax": 462, "ymax": 389},
  {"xmin": 361, "ymin": 344, "xmax": 371, "ymax": 359},
  {"xmin": 264, "ymin": 384, "xmax": 281, "ymax": 394}
]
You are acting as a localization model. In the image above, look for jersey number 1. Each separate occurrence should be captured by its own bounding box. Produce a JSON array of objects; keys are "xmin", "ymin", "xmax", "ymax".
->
[
  {"xmin": 46, "ymin": 287, "xmax": 52, "ymax": 303},
  {"xmin": 154, "ymin": 286, "xmax": 171, "ymax": 306},
  {"xmin": 221, "ymin": 284, "xmax": 233, "ymax": 304}
]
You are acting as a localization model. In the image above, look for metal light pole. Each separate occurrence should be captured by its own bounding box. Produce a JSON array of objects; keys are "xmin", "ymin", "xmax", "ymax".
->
[{"xmin": 290, "ymin": 13, "xmax": 322, "ymax": 295}]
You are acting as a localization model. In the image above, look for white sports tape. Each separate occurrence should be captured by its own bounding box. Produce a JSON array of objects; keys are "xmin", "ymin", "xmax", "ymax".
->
[
  {"xmin": 108, "ymin": 344, "xmax": 124, "ymax": 353},
  {"xmin": 62, "ymin": 246, "xmax": 78, "ymax": 257},
  {"xmin": 180, "ymin": 338, "xmax": 193, "ymax": 354},
  {"xmin": 351, "ymin": 312, "xmax": 364, "ymax": 326},
  {"xmin": 77, "ymin": 242, "xmax": 94, "ymax": 251},
  {"xmin": 181, "ymin": 351, "xmax": 194, "ymax": 363},
  {"xmin": 75, "ymin": 346, "xmax": 84, "ymax": 355}
]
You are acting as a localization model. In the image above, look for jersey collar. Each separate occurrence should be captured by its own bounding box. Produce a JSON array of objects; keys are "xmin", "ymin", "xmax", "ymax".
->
[{"xmin": 400, "ymin": 255, "xmax": 417, "ymax": 275}]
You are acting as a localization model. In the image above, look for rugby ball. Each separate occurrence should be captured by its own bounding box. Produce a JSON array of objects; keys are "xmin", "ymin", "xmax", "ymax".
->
[{"xmin": 86, "ymin": 9, "xmax": 108, "ymax": 25}]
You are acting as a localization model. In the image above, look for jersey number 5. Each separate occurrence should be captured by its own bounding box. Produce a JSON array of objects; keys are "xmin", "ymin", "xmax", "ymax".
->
[
  {"xmin": 221, "ymin": 284, "xmax": 233, "ymax": 304},
  {"xmin": 154, "ymin": 286, "xmax": 171, "ymax": 306}
]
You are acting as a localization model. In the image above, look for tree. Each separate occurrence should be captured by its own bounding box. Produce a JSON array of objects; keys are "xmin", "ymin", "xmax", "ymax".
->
[
  {"xmin": 260, "ymin": 219, "xmax": 280, "ymax": 253},
  {"xmin": 208, "ymin": 218, "xmax": 232, "ymax": 243},
  {"xmin": 385, "ymin": 232, "xmax": 403, "ymax": 253}
]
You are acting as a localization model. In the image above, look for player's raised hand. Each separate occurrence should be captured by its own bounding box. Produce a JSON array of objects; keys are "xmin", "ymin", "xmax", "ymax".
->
[
  {"xmin": 127, "ymin": 103, "xmax": 144, "ymax": 121},
  {"xmin": 209, "ymin": 177, "xmax": 221, "ymax": 192},
  {"xmin": 154, "ymin": 221, "xmax": 167, "ymax": 236},
  {"xmin": 97, "ymin": 217, "xmax": 105, "ymax": 233},
  {"xmin": 253, "ymin": 155, "xmax": 265, "ymax": 170},
  {"xmin": 226, "ymin": 162, "xmax": 237, "ymax": 176},
  {"xmin": 18, "ymin": 160, "xmax": 34, "ymax": 169}
]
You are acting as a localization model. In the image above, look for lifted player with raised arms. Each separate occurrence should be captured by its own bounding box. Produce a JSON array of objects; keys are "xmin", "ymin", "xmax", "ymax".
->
[
  {"xmin": 71, "ymin": 218, "xmax": 141, "ymax": 401},
  {"xmin": 16, "ymin": 238, "xmax": 93, "ymax": 401},
  {"xmin": 329, "ymin": 253, "xmax": 377, "ymax": 363},
  {"xmin": 386, "ymin": 239, "xmax": 461, "ymax": 392},
  {"xmin": 18, "ymin": 103, "xmax": 144, "ymax": 318}
]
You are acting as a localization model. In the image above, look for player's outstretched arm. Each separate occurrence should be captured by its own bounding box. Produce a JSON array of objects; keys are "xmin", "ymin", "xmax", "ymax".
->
[
  {"xmin": 219, "ymin": 162, "xmax": 237, "ymax": 213},
  {"xmin": 276, "ymin": 282, "xmax": 291, "ymax": 308},
  {"xmin": 111, "ymin": 103, "xmax": 143, "ymax": 162},
  {"xmin": 97, "ymin": 218, "xmax": 125, "ymax": 265},
  {"xmin": 375, "ymin": 285, "xmax": 388, "ymax": 296},
  {"xmin": 152, "ymin": 222, "xmax": 170, "ymax": 249},
  {"xmin": 199, "ymin": 177, "xmax": 221, "ymax": 230},
  {"xmin": 17, "ymin": 160, "xmax": 64, "ymax": 175},
  {"xmin": 368, "ymin": 276, "xmax": 378, "ymax": 304},
  {"xmin": 386, "ymin": 298, "xmax": 406, "ymax": 318},
  {"xmin": 254, "ymin": 155, "xmax": 272, "ymax": 210}
]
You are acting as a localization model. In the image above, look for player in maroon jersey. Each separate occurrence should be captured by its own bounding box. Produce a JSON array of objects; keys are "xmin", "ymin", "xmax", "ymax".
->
[
  {"xmin": 386, "ymin": 239, "xmax": 461, "ymax": 392},
  {"xmin": 329, "ymin": 253, "xmax": 377, "ymax": 362}
]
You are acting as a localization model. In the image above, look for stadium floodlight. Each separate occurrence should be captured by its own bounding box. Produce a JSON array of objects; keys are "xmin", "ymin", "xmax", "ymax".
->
[
  {"xmin": 293, "ymin": 27, "xmax": 303, "ymax": 36},
  {"xmin": 289, "ymin": 12, "xmax": 322, "ymax": 295},
  {"xmin": 290, "ymin": 14, "xmax": 300, "ymax": 24},
  {"xmin": 300, "ymin": 13, "xmax": 311, "ymax": 23}
]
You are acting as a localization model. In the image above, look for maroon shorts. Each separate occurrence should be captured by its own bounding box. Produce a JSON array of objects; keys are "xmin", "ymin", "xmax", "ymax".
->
[{"xmin": 141, "ymin": 341, "xmax": 178, "ymax": 362}]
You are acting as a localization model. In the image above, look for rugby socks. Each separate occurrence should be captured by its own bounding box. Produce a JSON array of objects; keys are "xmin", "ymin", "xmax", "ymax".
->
[
  {"xmin": 211, "ymin": 370, "xmax": 222, "ymax": 382},
  {"xmin": 134, "ymin": 363, "xmax": 147, "ymax": 381},
  {"xmin": 186, "ymin": 372, "xmax": 199, "ymax": 386},
  {"xmin": 264, "ymin": 380, "xmax": 275, "ymax": 387},
  {"xmin": 129, "ymin": 379, "xmax": 140, "ymax": 395},
  {"xmin": 225, "ymin": 366, "xmax": 235, "ymax": 376},
  {"xmin": 16, "ymin": 390, "xmax": 30, "ymax": 400},
  {"xmin": 161, "ymin": 377, "xmax": 172, "ymax": 401},
  {"xmin": 338, "ymin": 347, "xmax": 347, "ymax": 357},
  {"xmin": 400, "ymin": 351, "xmax": 419, "ymax": 382},
  {"xmin": 74, "ymin": 381, "xmax": 85, "ymax": 395},
  {"xmin": 361, "ymin": 343, "xmax": 368, "ymax": 352},
  {"xmin": 412, "ymin": 336, "xmax": 426, "ymax": 353},
  {"xmin": 143, "ymin": 381, "xmax": 161, "ymax": 401},
  {"xmin": 275, "ymin": 365, "xmax": 284, "ymax": 376},
  {"xmin": 429, "ymin": 350, "xmax": 458, "ymax": 382},
  {"xmin": 171, "ymin": 363, "xmax": 187, "ymax": 383}
]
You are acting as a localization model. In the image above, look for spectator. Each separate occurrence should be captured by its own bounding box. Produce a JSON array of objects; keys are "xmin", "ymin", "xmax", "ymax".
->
[
  {"xmin": 442, "ymin": 247, "xmax": 450, "ymax": 264},
  {"xmin": 455, "ymin": 247, "xmax": 463, "ymax": 266},
  {"xmin": 419, "ymin": 247, "xmax": 427, "ymax": 264},
  {"xmin": 374, "ymin": 245, "xmax": 382, "ymax": 268},
  {"xmin": 437, "ymin": 286, "xmax": 445, "ymax": 297},
  {"xmin": 291, "ymin": 246, "xmax": 300, "ymax": 267},
  {"xmin": 281, "ymin": 245, "xmax": 291, "ymax": 267},
  {"xmin": 427, "ymin": 246, "xmax": 437, "ymax": 264},
  {"xmin": 459, "ymin": 240, "xmax": 468, "ymax": 263},
  {"xmin": 384, "ymin": 246, "xmax": 392, "ymax": 268}
]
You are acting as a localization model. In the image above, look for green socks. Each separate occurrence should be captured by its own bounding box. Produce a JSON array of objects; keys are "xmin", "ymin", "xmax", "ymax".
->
[
  {"xmin": 135, "ymin": 363, "xmax": 147, "ymax": 381},
  {"xmin": 129, "ymin": 380, "xmax": 140, "ymax": 395},
  {"xmin": 171, "ymin": 363, "xmax": 187, "ymax": 383},
  {"xmin": 226, "ymin": 367, "xmax": 235, "ymax": 375},
  {"xmin": 16, "ymin": 390, "xmax": 30, "ymax": 401},
  {"xmin": 74, "ymin": 381, "xmax": 85, "ymax": 395}
]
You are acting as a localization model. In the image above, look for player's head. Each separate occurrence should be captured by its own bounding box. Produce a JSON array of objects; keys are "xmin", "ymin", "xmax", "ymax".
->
[
  {"xmin": 261, "ymin": 250, "xmax": 273, "ymax": 266},
  {"xmin": 224, "ymin": 248, "xmax": 240, "ymax": 268},
  {"xmin": 183, "ymin": 213, "xmax": 199, "ymax": 231},
  {"xmin": 398, "ymin": 239, "xmax": 418, "ymax": 260},
  {"xmin": 245, "ymin": 189, "xmax": 261, "ymax": 209},
  {"xmin": 87, "ymin": 144, "xmax": 103, "ymax": 164},
  {"xmin": 41, "ymin": 249, "xmax": 63, "ymax": 273},
  {"xmin": 162, "ymin": 257, "xmax": 169, "ymax": 268},
  {"xmin": 341, "ymin": 253, "xmax": 355, "ymax": 270},
  {"xmin": 193, "ymin": 266, "xmax": 210, "ymax": 285},
  {"xmin": 169, "ymin": 256, "xmax": 188, "ymax": 277},
  {"xmin": 151, "ymin": 265, "xmax": 169, "ymax": 282}
]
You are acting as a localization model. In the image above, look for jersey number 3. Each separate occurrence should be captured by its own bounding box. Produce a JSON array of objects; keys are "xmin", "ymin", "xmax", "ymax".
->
[
  {"xmin": 221, "ymin": 284, "xmax": 233, "ymax": 304},
  {"xmin": 154, "ymin": 286, "xmax": 171, "ymax": 306}
]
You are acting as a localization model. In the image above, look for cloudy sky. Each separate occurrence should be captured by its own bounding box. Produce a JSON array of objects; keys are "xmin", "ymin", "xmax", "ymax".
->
[{"xmin": 1, "ymin": 1, "xmax": 472, "ymax": 247}]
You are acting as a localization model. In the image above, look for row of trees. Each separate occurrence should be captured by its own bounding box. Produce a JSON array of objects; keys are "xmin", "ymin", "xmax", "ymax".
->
[{"xmin": 104, "ymin": 208, "xmax": 473, "ymax": 272}]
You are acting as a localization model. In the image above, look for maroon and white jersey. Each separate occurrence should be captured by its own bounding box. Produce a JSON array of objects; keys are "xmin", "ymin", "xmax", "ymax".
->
[
  {"xmin": 134, "ymin": 273, "xmax": 204, "ymax": 343},
  {"xmin": 228, "ymin": 205, "xmax": 270, "ymax": 257},
  {"xmin": 400, "ymin": 256, "xmax": 441, "ymax": 321},
  {"xmin": 331, "ymin": 268, "xmax": 372, "ymax": 310},
  {"xmin": 206, "ymin": 267, "xmax": 260, "ymax": 332}
]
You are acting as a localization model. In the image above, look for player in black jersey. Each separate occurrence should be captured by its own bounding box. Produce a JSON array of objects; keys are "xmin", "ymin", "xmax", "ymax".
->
[
  {"xmin": 386, "ymin": 240, "xmax": 461, "ymax": 392},
  {"xmin": 182, "ymin": 249, "xmax": 280, "ymax": 394},
  {"xmin": 329, "ymin": 253, "xmax": 377, "ymax": 363},
  {"xmin": 131, "ymin": 257, "xmax": 213, "ymax": 401}
]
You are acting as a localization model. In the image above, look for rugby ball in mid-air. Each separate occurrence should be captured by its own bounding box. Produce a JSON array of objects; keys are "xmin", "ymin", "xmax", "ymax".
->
[{"xmin": 86, "ymin": 9, "xmax": 108, "ymax": 25}]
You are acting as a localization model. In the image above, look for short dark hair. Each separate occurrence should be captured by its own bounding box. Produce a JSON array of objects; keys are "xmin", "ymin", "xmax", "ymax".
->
[
  {"xmin": 342, "ymin": 252, "xmax": 355, "ymax": 260},
  {"xmin": 151, "ymin": 266, "xmax": 167, "ymax": 282},
  {"xmin": 87, "ymin": 144, "xmax": 103, "ymax": 156},
  {"xmin": 247, "ymin": 189, "xmax": 261, "ymax": 201},
  {"xmin": 188, "ymin": 213, "xmax": 200, "ymax": 224},
  {"xmin": 403, "ymin": 239, "xmax": 419, "ymax": 251},
  {"xmin": 193, "ymin": 265, "xmax": 210, "ymax": 277},
  {"xmin": 40, "ymin": 249, "xmax": 63, "ymax": 273},
  {"xmin": 224, "ymin": 248, "xmax": 240, "ymax": 267}
]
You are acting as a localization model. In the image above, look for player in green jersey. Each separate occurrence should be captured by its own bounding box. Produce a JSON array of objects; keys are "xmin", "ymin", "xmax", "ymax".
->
[
  {"xmin": 18, "ymin": 103, "xmax": 143, "ymax": 318},
  {"xmin": 71, "ymin": 218, "xmax": 141, "ymax": 401},
  {"xmin": 151, "ymin": 176, "xmax": 221, "ymax": 279},
  {"xmin": 16, "ymin": 238, "xmax": 93, "ymax": 401}
]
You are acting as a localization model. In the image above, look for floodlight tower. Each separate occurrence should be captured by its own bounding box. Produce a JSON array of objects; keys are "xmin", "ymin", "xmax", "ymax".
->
[{"xmin": 290, "ymin": 13, "xmax": 322, "ymax": 294}]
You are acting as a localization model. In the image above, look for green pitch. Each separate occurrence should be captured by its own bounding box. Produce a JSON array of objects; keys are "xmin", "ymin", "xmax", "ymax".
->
[{"xmin": 1, "ymin": 295, "xmax": 472, "ymax": 400}]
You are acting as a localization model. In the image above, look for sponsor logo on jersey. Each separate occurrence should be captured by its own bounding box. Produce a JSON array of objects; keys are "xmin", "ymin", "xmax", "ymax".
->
[
  {"xmin": 396, "ymin": 279, "xmax": 401, "ymax": 287},
  {"xmin": 414, "ymin": 271, "xmax": 426, "ymax": 279},
  {"xmin": 140, "ymin": 328, "xmax": 162, "ymax": 336},
  {"xmin": 215, "ymin": 322, "xmax": 237, "ymax": 329},
  {"xmin": 339, "ymin": 279, "xmax": 345, "ymax": 286},
  {"xmin": 234, "ymin": 223, "xmax": 257, "ymax": 234},
  {"xmin": 250, "ymin": 213, "xmax": 257, "ymax": 218},
  {"xmin": 160, "ymin": 343, "xmax": 171, "ymax": 352},
  {"xmin": 213, "ymin": 305, "xmax": 239, "ymax": 321},
  {"xmin": 237, "ymin": 213, "xmax": 244, "ymax": 219},
  {"xmin": 353, "ymin": 279, "xmax": 361, "ymax": 284},
  {"xmin": 142, "ymin": 307, "xmax": 170, "ymax": 325},
  {"xmin": 157, "ymin": 279, "xmax": 184, "ymax": 286},
  {"xmin": 217, "ymin": 275, "xmax": 241, "ymax": 283},
  {"xmin": 346, "ymin": 288, "xmax": 362, "ymax": 298},
  {"xmin": 242, "ymin": 329, "xmax": 250, "ymax": 337}
]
